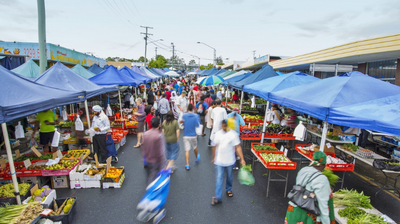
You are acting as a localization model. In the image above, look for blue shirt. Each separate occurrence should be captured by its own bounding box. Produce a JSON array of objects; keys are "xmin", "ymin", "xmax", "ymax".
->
[
  {"xmin": 227, "ymin": 112, "xmax": 245, "ymax": 133},
  {"xmin": 174, "ymin": 84, "xmax": 179, "ymax": 91},
  {"xmin": 195, "ymin": 102, "xmax": 209, "ymax": 116},
  {"xmin": 210, "ymin": 93, "xmax": 216, "ymax": 100},
  {"xmin": 179, "ymin": 86, "xmax": 185, "ymax": 94},
  {"xmin": 182, "ymin": 113, "xmax": 200, "ymax": 137}
]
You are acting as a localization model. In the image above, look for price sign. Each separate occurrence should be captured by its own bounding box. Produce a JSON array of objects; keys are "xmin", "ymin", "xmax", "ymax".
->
[
  {"xmin": 56, "ymin": 150, "xmax": 63, "ymax": 159},
  {"xmin": 40, "ymin": 209, "xmax": 53, "ymax": 216},
  {"xmin": 31, "ymin": 147, "xmax": 42, "ymax": 157},
  {"xmin": 0, "ymin": 158, "xmax": 6, "ymax": 169},
  {"xmin": 23, "ymin": 159, "xmax": 31, "ymax": 169},
  {"xmin": 280, "ymin": 145, "xmax": 284, "ymax": 152},
  {"xmin": 30, "ymin": 184, "xmax": 38, "ymax": 196},
  {"xmin": 106, "ymin": 156, "xmax": 112, "ymax": 174},
  {"xmin": 15, "ymin": 149, "xmax": 20, "ymax": 159},
  {"xmin": 326, "ymin": 143, "xmax": 332, "ymax": 148}
]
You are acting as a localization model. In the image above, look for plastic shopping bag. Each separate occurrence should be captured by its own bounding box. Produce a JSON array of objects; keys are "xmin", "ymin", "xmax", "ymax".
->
[
  {"xmin": 178, "ymin": 112, "xmax": 184, "ymax": 129},
  {"xmin": 238, "ymin": 165, "xmax": 255, "ymax": 186},
  {"xmin": 106, "ymin": 104, "xmax": 113, "ymax": 117},
  {"xmin": 75, "ymin": 115, "xmax": 84, "ymax": 131},
  {"xmin": 153, "ymin": 101, "xmax": 158, "ymax": 110},
  {"xmin": 51, "ymin": 128, "xmax": 61, "ymax": 147},
  {"xmin": 62, "ymin": 107, "xmax": 68, "ymax": 121},
  {"xmin": 137, "ymin": 169, "xmax": 171, "ymax": 222},
  {"xmin": 196, "ymin": 124, "xmax": 203, "ymax": 136},
  {"xmin": 266, "ymin": 109, "xmax": 273, "ymax": 122},
  {"xmin": 15, "ymin": 121, "xmax": 25, "ymax": 139},
  {"xmin": 130, "ymin": 95, "xmax": 135, "ymax": 105},
  {"xmin": 251, "ymin": 96, "xmax": 256, "ymax": 108}
]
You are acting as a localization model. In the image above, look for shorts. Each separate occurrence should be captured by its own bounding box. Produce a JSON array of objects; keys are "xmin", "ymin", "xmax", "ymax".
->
[
  {"xmin": 137, "ymin": 121, "xmax": 145, "ymax": 132},
  {"xmin": 183, "ymin": 136, "xmax": 197, "ymax": 151},
  {"xmin": 39, "ymin": 132, "xmax": 54, "ymax": 145},
  {"xmin": 165, "ymin": 142, "xmax": 180, "ymax": 160},
  {"xmin": 200, "ymin": 116, "xmax": 205, "ymax": 125}
]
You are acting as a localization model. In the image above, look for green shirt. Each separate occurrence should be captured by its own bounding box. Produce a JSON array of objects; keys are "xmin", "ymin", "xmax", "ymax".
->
[
  {"xmin": 162, "ymin": 120, "xmax": 179, "ymax": 143},
  {"xmin": 36, "ymin": 110, "xmax": 55, "ymax": 133}
]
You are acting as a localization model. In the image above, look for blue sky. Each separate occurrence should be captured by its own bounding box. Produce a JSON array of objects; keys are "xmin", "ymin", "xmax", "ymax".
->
[{"xmin": 1, "ymin": 0, "xmax": 400, "ymax": 65}]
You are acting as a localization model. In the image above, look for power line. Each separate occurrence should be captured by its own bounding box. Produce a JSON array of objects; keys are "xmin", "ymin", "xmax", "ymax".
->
[{"xmin": 101, "ymin": 0, "xmax": 139, "ymax": 32}]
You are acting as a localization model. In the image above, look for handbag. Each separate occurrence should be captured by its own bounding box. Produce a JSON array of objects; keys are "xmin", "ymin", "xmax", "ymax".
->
[{"xmin": 287, "ymin": 172, "xmax": 322, "ymax": 216}]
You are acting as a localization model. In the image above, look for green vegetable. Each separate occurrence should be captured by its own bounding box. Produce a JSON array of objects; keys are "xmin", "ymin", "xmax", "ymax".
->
[
  {"xmin": 348, "ymin": 213, "xmax": 390, "ymax": 224},
  {"xmin": 333, "ymin": 189, "xmax": 373, "ymax": 209},
  {"xmin": 322, "ymin": 168, "xmax": 339, "ymax": 187},
  {"xmin": 253, "ymin": 145, "xmax": 278, "ymax": 151},
  {"xmin": 343, "ymin": 143, "xmax": 359, "ymax": 152},
  {"xmin": 260, "ymin": 153, "xmax": 292, "ymax": 164},
  {"xmin": 0, "ymin": 183, "xmax": 31, "ymax": 198},
  {"xmin": 14, "ymin": 153, "xmax": 53, "ymax": 162},
  {"xmin": 338, "ymin": 206, "xmax": 366, "ymax": 220}
]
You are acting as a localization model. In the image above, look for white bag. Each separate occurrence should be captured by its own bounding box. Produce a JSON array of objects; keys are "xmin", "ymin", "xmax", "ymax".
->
[
  {"xmin": 51, "ymin": 128, "xmax": 61, "ymax": 147},
  {"xmin": 130, "ymin": 95, "xmax": 134, "ymax": 105},
  {"xmin": 62, "ymin": 107, "xmax": 68, "ymax": 121},
  {"xmin": 15, "ymin": 121, "xmax": 25, "ymax": 139},
  {"xmin": 75, "ymin": 115, "xmax": 84, "ymax": 131},
  {"xmin": 153, "ymin": 101, "xmax": 158, "ymax": 110},
  {"xmin": 106, "ymin": 104, "xmax": 113, "ymax": 116},
  {"xmin": 178, "ymin": 112, "xmax": 184, "ymax": 129},
  {"xmin": 266, "ymin": 109, "xmax": 274, "ymax": 122},
  {"xmin": 294, "ymin": 121, "xmax": 306, "ymax": 141},
  {"xmin": 196, "ymin": 124, "xmax": 203, "ymax": 136},
  {"xmin": 143, "ymin": 91, "xmax": 147, "ymax": 100}
]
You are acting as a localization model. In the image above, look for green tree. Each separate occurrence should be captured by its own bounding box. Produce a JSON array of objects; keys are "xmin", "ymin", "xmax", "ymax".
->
[
  {"xmin": 216, "ymin": 56, "xmax": 224, "ymax": 65},
  {"xmin": 206, "ymin": 63, "xmax": 214, "ymax": 69},
  {"xmin": 199, "ymin": 65, "xmax": 206, "ymax": 70},
  {"xmin": 137, "ymin": 56, "xmax": 148, "ymax": 62},
  {"xmin": 188, "ymin": 59, "xmax": 196, "ymax": 66},
  {"xmin": 106, "ymin": 57, "xmax": 115, "ymax": 62},
  {"xmin": 149, "ymin": 55, "xmax": 168, "ymax": 68}
]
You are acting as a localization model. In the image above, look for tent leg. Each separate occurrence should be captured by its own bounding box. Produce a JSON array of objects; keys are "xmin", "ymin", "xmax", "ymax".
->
[
  {"xmin": 84, "ymin": 100, "xmax": 93, "ymax": 153},
  {"xmin": 118, "ymin": 89, "xmax": 123, "ymax": 117},
  {"xmin": 225, "ymin": 88, "xmax": 228, "ymax": 106},
  {"xmin": 1, "ymin": 123, "xmax": 21, "ymax": 205},
  {"xmin": 239, "ymin": 90, "xmax": 244, "ymax": 114},
  {"xmin": 355, "ymin": 128, "xmax": 361, "ymax": 146},
  {"xmin": 319, "ymin": 121, "xmax": 329, "ymax": 152},
  {"xmin": 260, "ymin": 101, "xmax": 270, "ymax": 143},
  {"xmin": 135, "ymin": 88, "xmax": 137, "ymax": 99}
]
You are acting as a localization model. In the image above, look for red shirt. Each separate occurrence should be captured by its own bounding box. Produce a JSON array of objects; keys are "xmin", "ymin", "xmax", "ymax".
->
[
  {"xmin": 145, "ymin": 114, "xmax": 154, "ymax": 129},
  {"xmin": 204, "ymin": 97, "xmax": 213, "ymax": 107},
  {"xmin": 232, "ymin": 94, "xmax": 239, "ymax": 101},
  {"xmin": 166, "ymin": 91, "xmax": 171, "ymax": 101}
]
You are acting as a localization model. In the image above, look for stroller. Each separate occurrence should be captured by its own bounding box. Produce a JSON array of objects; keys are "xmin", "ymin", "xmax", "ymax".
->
[{"xmin": 137, "ymin": 168, "xmax": 171, "ymax": 224}]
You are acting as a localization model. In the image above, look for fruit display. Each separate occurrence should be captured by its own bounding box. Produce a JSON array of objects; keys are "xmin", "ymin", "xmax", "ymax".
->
[
  {"xmin": 85, "ymin": 167, "xmax": 106, "ymax": 176},
  {"xmin": 63, "ymin": 150, "xmax": 89, "ymax": 160},
  {"xmin": 48, "ymin": 197, "xmax": 76, "ymax": 216},
  {"xmin": 27, "ymin": 185, "xmax": 52, "ymax": 203},
  {"xmin": 240, "ymin": 128, "xmax": 260, "ymax": 135},
  {"xmin": 253, "ymin": 144, "xmax": 278, "ymax": 152},
  {"xmin": 111, "ymin": 121, "xmax": 124, "ymax": 127},
  {"xmin": 259, "ymin": 153, "xmax": 292, "ymax": 163},
  {"xmin": 45, "ymin": 159, "xmax": 79, "ymax": 170},
  {"xmin": 58, "ymin": 121, "xmax": 74, "ymax": 127},
  {"xmin": 14, "ymin": 153, "xmax": 53, "ymax": 162},
  {"xmin": 242, "ymin": 114, "xmax": 264, "ymax": 120},
  {"xmin": 255, "ymin": 98, "xmax": 268, "ymax": 104},
  {"xmin": 242, "ymin": 106, "xmax": 257, "ymax": 111},
  {"xmin": 266, "ymin": 123, "xmax": 294, "ymax": 134},
  {"xmin": 228, "ymin": 104, "xmax": 240, "ymax": 109},
  {"xmin": 0, "ymin": 202, "xmax": 43, "ymax": 224},
  {"xmin": 125, "ymin": 120, "xmax": 138, "ymax": 127},
  {"xmin": 0, "ymin": 183, "xmax": 31, "ymax": 198},
  {"xmin": 112, "ymin": 129, "xmax": 128, "ymax": 142},
  {"xmin": 103, "ymin": 167, "xmax": 124, "ymax": 182}
]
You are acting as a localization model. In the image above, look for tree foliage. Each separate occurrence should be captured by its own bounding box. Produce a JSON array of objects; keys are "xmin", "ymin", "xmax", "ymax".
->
[
  {"xmin": 199, "ymin": 65, "xmax": 206, "ymax": 70},
  {"xmin": 216, "ymin": 56, "xmax": 224, "ymax": 65},
  {"xmin": 188, "ymin": 59, "xmax": 197, "ymax": 66},
  {"xmin": 148, "ymin": 55, "xmax": 168, "ymax": 69},
  {"xmin": 205, "ymin": 63, "xmax": 214, "ymax": 69}
]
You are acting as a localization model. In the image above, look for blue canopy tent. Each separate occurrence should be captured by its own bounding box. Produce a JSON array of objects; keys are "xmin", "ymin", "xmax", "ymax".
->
[
  {"xmin": 11, "ymin": 59, "xmax": 40, "ymax": 79},
  {"xmin": 228, "ymin": 64, "xmax": 278, "ymax": 90},
  {"xmin": 131, "ymin": 66, "xmax": 156, "ymax": 82},
  {"xmin": 0, "ymin": 65, "xmax": 85, "ymax": 201},
  {"xmin": 329, "ymin": 94, "xmax": 400, "ymax": 136},
  {"xmin": 243, "ymin": 71, "xmax": 319, "ymax": 141},
  {"xmin": 200, "ymin": 68, "xmax": 217, "ymax": 76},
  {"xmin": 71, "ymin": 64, "xmax": 96, "ymax": 79},
  {"xmin": 87, "ymin": 64, "xmax": 104, "ymax": 74},
  {"xmin": 221, "ymin": 72, "xmax": 252, "ymax": 86},
  {"xmin": 214, "ymin": 69, "xmax": 226, "ymax": 76},
  {"xmin": 119, "ymin": 66, "xmax": 150, "ymax": 85},
  {"xmin": 269, "ymin": 71, "xmax": 400, "ymax": 149},
  {"xmin": 140, "ymin": 67, "xmax": 161, "ymax": 80}
]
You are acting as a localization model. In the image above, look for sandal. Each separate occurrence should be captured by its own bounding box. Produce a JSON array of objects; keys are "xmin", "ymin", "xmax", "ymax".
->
[
  {"xmin": 134, "ymin": 143, "xmax": 142, "ymax": 148},
  {"xmin": 185, "ymin": 165, "xmax": 190, "ymax": 170},
  {"xmin": 211, "ymin": 197, "xmax": 221, "ymax": 206},
  {"xmin": 201, "ymin": 134, "xmax": 206, "ymax": 136},
  {"xmin": 226, "ymin": 191, "xmax": 233, "ymax": 197}
]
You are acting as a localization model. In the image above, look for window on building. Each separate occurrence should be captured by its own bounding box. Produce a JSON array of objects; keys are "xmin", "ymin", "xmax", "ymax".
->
[{"xmin": 367, "ymin": 59, "xmax": 397, "ymax": 83}]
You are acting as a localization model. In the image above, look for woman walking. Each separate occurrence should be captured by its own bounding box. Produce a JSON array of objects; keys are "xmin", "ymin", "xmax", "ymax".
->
[
  {"xmin": 134, "ymin": 98, "xmax": 146, "ymax": 148},
  {"xmin": 161, "ymin": 111, "xmax": 180, "ymax": 172}
]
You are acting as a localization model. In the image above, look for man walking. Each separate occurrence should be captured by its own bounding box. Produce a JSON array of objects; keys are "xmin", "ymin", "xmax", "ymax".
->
[
  {"xmin": 158, "ymin": 93, "xmax": 170, "ymax": 124},
  {"xmin": 91, "ymin": 105, "xmax": 110, "ymax": 163},
  {"xmin": 141, "ymin": 117, "xmax": 166, "ymax": 184},
  {"xmin": 176, "ymin": 91, "xmax": 188, "ymax": 129},
  {"xmin": 211, "ymin": 120, "xmax": 245, "ymax": 205},
  {"xmin": 195, "ymin": 95, "xmax": 208, "ymax": 136},
  {"xmin": 180, "ymin": 104, "xmax": 200, "ymax": 170},
  {"xmin": 210, "ymin": 100, "xmax": 227, "ymax": 145}
]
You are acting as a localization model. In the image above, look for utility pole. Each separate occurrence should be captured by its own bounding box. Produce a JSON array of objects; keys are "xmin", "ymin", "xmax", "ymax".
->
[
  {"xmin": 37, "ymin": 0, "xmax": 47, "ymax": 74},
  {"xmin": 171, "ymin": 43, "xmax": 175, "ymax": 70},
  {"xmin": 253, "ymin": 50, "xmax": 256, "ymax": 59},
  {"xmin": 155, "ymin": 47, "xmax": 157, "ymax": 59},
  {"xmin": 140, "ymin": 26, "xmax": 153, "ymax": 67}
]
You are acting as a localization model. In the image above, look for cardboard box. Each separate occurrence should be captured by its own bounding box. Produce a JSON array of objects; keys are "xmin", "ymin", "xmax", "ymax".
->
[
  {"xmin": 19, "ymin": 176, "xmax": 50, "ymax": 188},
  {"xmin": 51, "ymin": 176, "xmax": 69, "ymax": 189},
  {"xmin": 314, "ymin": 144, "xmax": 335, "ymax": 154},
  {"xmin": 339, "ymin": 133, "xmax": 356, "ymax": 142},
  {"xmin": 333, "ymin": 128, "xmax": 342, "ymax": 137}
]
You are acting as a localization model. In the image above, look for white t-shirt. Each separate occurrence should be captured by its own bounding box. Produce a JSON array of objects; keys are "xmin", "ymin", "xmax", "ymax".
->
[
  {"xmin": 214, "ymin": 130, "xmax": 240, "ymax": 167},
  {"xmin": 176, "ymin": 96, "xmax": 188, "ymax": 113},
  {"xmin": 210, "ymin": 107, "xmax": 227, "ymax": 143},
  {"xmin": 271, "ymin": 110, "xmax": 281, "ymax": 125}
]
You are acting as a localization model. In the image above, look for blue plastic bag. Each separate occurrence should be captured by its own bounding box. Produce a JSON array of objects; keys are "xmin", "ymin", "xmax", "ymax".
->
[{"xmin": 137, "ymin": 168, "xmax": 171, "ymax": 222}]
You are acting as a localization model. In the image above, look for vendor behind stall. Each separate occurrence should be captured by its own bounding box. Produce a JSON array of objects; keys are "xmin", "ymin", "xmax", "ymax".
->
[{"xmin": 32, "ymin": 109, "xmax": 58, "ymax": 153}]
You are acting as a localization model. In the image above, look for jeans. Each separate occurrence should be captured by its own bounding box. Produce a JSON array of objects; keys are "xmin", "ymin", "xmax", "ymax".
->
[{"xmin": 214, "ymin": 164, "xmax": 235, "ymax": 201}]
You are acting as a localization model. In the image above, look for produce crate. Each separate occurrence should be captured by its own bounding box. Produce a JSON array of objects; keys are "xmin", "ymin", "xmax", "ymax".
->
[
  {"xmin": 41, "ymin": 159, "xmax": 79, "ymax": 176},
  {"xmin": 47, "ymin": 197, "xmax": 77, "ymax": 224},
  {"xmin": 251, "ymin": 143, "xmax": 277, "ymax": 154},
  {"xmin": 326, "ymin": 163, "xmax": 355, "ymax": 171},
  {"xmin": 279, "ymin": 134, "xmax": 295, "ymax": 139},
  {"xmin": 0, "ymin": 182, "xmax": 34, "ymax": 206},
  {"xmin": 295, "ymin": 144, "xmax": 313, "ymax": 157},
  {"xmin": 23, "ymin": 189, "xmax": 56, "ymax": 207},
  {"xmin": 63, "ymin": 149, "xmax": 90, "ymax": 162},
  {"xmin": 102, "ymin": 173, "xmax": 125, "ymax": 189},
  {"xmin": 257, "ymin": 151, "xmax": 296, "ymax": 170},
  {"xmin": 63, "ymin": 138, "xmax": 78, "ymax": 145},
  {"xmin": 102, "ymin": 167, "xmax": 125, "ymax": 183}
]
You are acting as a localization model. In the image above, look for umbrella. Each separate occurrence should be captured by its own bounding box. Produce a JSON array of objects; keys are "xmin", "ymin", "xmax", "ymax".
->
[{"xmin": 199, "ymin": 75, "xmax": 224, "ymax": 86}]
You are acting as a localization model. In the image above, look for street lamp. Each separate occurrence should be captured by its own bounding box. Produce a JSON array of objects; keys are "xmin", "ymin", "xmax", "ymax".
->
[{"xmin": 197, "ymin": 42, "xmax": 216, "ymax": 66}]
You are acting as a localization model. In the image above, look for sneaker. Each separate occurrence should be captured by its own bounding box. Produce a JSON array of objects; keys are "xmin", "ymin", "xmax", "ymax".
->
[
  {"xmin": 195, "ymin": 154, "xmax": 200, "ymax": 163},
  {"xmin": 153, "ymin": 209, "xmax": 166, "ymax": 224},
  {"xmin": 185, "ymin": 165, "xmax": 190, "ymax": 170}
]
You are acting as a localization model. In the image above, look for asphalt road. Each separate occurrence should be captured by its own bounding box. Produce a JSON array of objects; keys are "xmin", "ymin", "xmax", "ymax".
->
[{"xmin": 56, "ymin": 132, "xmax": 400, "ymax": 224}]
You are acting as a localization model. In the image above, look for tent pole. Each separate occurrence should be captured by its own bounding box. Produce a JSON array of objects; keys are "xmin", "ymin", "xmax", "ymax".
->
[
  {"xmin": 1, "ymin": 123, "xmax": 21, "ymax": 205},
  {"xmin": 239, "ymin": 90, "xmax": 244, "ymax": 114},
  {"xmin": 135, "ymin": 87, "xmax": 137, "ymax": 99},
  {"xmin": 355, "ymin": 128, "xmax": 361, "ymax": 146},
  {"xmin": 84, "ymin": 100, "xmax": 93, "ymax": 154},
  {"xmin": 118, "ymin": 88, "xmax": 123, "ymax": 117},
  {"xmin": 260, "ymin": 101, "xmax": 270, "ymax": 143},
  {"xmin": 319, "ymin": 121, "xmax": 329, "ymax": 152},
  {"xmin": 225, "ymin": 87, "xmax": 228, "ymax": 106}
]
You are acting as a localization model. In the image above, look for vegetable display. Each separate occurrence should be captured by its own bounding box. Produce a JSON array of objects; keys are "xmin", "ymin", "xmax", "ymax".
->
[
  {"xmin": 343, "ymin": 143, "xmax": 359, "ymax": 152},
  {"xmin": 0, "ymin": 183, "xmax": 31, "ymax": 198},
  {"xmin": 58, "ymin": 121, "xmax": 74, "ymax": 127},
  {"xmin": 333, "ymin": 189, "xmax": 373, "ymax": 209},
  {"xmin": 253, "ymin": 145, "xmax": 278, "ymax": 152},
  {"xmin": 240, "ymin": 129, "xmax": 260, "ymax": 135},
  {"xmin": 259, "ymin": 153, "xmax": 291, "ymax": 162},
  {"xmin": 14, "ymin": 153, "xmax": 53, "ymax": 162},
  {"xmin": 27, "ymin": 185, "xmax": 52, "ymax": 203},
  {"xmin": 0, "ymin": 202, "xmax": 43, "ymax": 224},
  {"xmin": 338, "ymin": 206, "xmax": 390, "ymax": 224},
  {"xmin": 242, "ymin": 114, "xmax": 263, "ymax": 120},
  {"xmin": 327, "ymin": 135, "xmax": 341, "ymax": 141},
  {"xmin": 266, "ymin": 124, "xmax": 294, "ymax": 134},
  {"xmin": 338, "ymin": 206, "xmax": 366, "ymax": 220}
]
